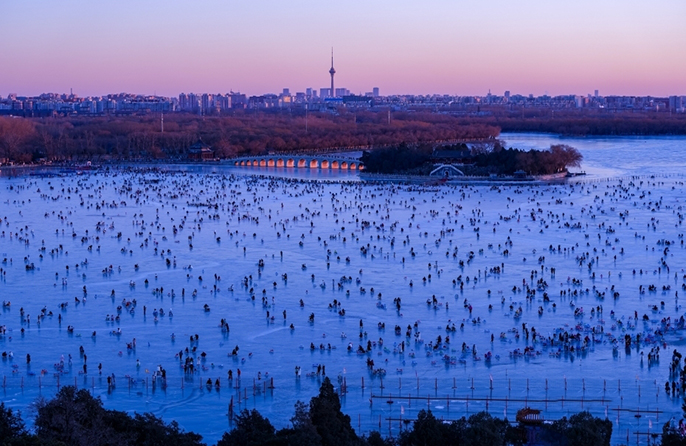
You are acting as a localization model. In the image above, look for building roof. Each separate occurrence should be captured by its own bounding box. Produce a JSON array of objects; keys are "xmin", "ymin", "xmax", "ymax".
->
[
  {"xmin": 432, "ymin": 149, "xmax": 472, "ymax": 159},
  {"xmin": 189, "ymin": 139, "xmax": 213, "ymax": 152}
]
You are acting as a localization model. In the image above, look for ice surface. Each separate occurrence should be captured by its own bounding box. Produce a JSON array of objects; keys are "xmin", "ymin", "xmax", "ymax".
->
[{"xmin": 1, "ymin": 135, "xmax": 685, "ymax": 444}]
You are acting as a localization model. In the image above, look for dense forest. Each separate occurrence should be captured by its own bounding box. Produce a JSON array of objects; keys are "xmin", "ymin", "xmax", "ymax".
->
[
  {"xmin": 1, "ymin": 108, "xmax": 680, "ymax": 166},
  {"xmin": 1, "ymin": 108, "xmax": 682, "ymax": 165},
  {"xmin": 457, "ymin": 108, "xmax": 686, "ymax": 136},
  {"xmin": 361, "ymin": 143, "xmax": 583, "ymax": 176},
  {"xmin": 471, "ymin": 144, "xmax": 583, "ymax": 175},
  {"xmin": 0, "ymin": 380, "xmax": 621, "ymax": 446},
  {"xmin": 0, "ymin": 111, "xmax": 498, "ymax": 164},
  {"xmin": 359, "ymin": 143, "xmax": 433, "ymax": 174}
]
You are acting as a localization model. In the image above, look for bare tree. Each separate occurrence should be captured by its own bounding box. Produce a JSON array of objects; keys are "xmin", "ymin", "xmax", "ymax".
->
[
  {"xmin": 550, "ymin": 144, "xmax": 582, "ymax": 171},
  {"xmin": 0, "ymin": 117, "xmax": 35, "ymax": 162}
]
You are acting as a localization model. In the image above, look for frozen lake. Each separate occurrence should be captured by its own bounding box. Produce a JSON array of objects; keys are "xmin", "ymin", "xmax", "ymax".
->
[{"xmin": 1, "ymin": 135, "xmax": 686, "ymax": 444}]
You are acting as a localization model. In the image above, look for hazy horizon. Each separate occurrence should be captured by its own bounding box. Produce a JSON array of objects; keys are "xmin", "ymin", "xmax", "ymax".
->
[{"xmin": 2, "ymin": 0, "xmax": 684, "ymax": 98}]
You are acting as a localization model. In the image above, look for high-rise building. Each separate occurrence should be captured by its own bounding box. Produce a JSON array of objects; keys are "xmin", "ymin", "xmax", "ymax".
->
[
  {"xmin": 179, "ymin": 93, "xmax": 189, "ymax": 110},
  {"xmin": 594, "ymin": 90, "xmax": 599, "ymax": 98},
  {"xmin": 372, "ymin": 87, "xmax": 379, "ymax": 97},
  {"xmin": 215, "ymin": 94, "xmax": 231, "ymax": 110},
  {"xmin": 201, "ymin": 93, "xmax": 213, "ymax": 113},
  {"xmin": 229, "ymin": 92, "xmax": 247, "ymax": 109},
  {"xmin": 181, "ymin": 93, "xmax": 200, "ymax": 113}
]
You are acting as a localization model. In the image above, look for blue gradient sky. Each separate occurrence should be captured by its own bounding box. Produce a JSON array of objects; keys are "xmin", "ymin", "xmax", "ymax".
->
[{"xmin": 1, "ymin": 0, "xmax": 684, "ymax": 97}]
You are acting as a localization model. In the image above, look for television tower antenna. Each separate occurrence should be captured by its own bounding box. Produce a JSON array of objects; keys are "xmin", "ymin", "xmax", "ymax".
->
[{"xmin": 329, "ymin": 48, "xmax": 336, "ymax": 97}]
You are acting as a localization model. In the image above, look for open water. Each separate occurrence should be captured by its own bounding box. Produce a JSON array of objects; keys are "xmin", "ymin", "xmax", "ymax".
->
[{"xmin": 1, "ymin": 134, "xmax": 686, "ymax": 445}]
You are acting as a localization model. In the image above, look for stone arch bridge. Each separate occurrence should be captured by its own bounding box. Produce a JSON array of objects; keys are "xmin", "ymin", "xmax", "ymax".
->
[{"xmin": 231, "ymin": 155, "xmax": 364, "ymax": 170}]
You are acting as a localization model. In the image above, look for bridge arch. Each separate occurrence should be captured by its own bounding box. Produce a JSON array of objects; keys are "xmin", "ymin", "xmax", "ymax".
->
[
  {"xmin": 430, "ymin": 164, "xmax": 463, "ymax": 177},
  {"xmin": 231, "ymin": 156, "xmax": 363, "ymax": 171}
]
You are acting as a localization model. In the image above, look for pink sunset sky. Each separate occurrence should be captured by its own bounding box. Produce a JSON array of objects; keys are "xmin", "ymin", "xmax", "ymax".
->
[{"xmin": 1, "ymin": 0, "xmax": 684, "ymax": 97}]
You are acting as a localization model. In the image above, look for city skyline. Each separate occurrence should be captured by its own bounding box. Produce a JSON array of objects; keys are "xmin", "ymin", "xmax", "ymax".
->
[{"xmin": 1, "ymin": 0, "xmax": 685, "ymax": 98}]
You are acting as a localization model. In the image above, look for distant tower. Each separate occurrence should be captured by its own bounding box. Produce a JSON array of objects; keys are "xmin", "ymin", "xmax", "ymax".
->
[{"xmin": 329, "ymin": 48, "xmax": 336, "ymax": 98}]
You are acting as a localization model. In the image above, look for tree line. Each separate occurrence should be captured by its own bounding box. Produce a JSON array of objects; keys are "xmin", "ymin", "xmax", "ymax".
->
[
  {"xmin": 0, "ymin": 111, "xmax": 498, "ymax": 164},
  {"xmin": 0, "ymin": 379, "xmax": 620, "ymax": 446},
  {"xmin": 360, "ymin": 143, "xmax": 433, "ymax": 174},
  {"xmin": 456, "ymin": 108, "xmax": 686, "ymax": 136},
  {"xmin": 471, "ymin": 144, "xmax": 583, "ymax": 175},
  {"xmin": 2, "ymin": 108, "xmax": 683, "ymax": 165},
  {"xmin": 360, "ymin": 143, "xmax": 583, "ymax": 176}
]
